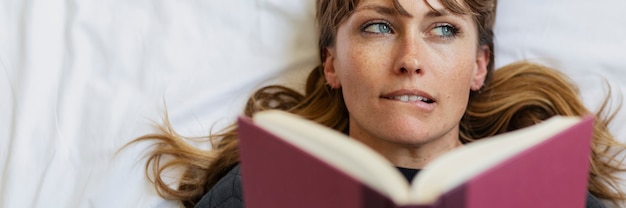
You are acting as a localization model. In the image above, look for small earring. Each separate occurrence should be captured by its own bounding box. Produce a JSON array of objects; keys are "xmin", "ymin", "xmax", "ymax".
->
[
  {"xmin": 326, "ymin": 81, "xmax": 341, "ymax": 90},
  {"xmin": 325, "ymin": 82, "xmax": 334, "ymax": 89},
  {"xmin": 477, "ymin": 84, "xmax": 485, "ymax": 94}
]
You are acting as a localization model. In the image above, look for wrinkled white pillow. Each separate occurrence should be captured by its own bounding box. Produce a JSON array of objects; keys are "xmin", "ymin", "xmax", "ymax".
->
[{"xmin": 495, "ymin": 0, "xmax": 626, "ymax": 141}]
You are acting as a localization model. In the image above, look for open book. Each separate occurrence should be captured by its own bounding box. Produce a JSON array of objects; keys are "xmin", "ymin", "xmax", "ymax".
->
[{"xmin": 237, "ymin": 110, "xmax": 593, "ymax": 208}]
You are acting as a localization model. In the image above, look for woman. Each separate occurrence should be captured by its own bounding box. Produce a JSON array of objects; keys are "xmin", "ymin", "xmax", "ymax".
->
[{"xmin": 132, "ymin": 0, "xmax": 626, "ymax": 207}]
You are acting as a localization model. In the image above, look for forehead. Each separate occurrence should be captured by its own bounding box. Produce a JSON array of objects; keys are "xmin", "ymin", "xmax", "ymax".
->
[
  {"xmin": 349, "ymin": 0, "xmax": 475, "ymax": 24},
  {"xmin": 353, "ymin": 0, "xmax": 472, "ymax": 17},
  {"xmin": 355, "ymin": 0, "xmax": 447, "ymax": 10}
]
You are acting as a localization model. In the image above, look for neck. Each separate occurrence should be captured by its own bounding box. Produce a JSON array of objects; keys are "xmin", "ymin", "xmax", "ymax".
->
[{"xmin": 351, "ymin": 127, "xmax": 463, "ymax": 169}]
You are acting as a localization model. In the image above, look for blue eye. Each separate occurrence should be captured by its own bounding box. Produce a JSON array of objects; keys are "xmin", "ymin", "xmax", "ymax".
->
[
  {"xmin": 432, "ymin": 24, "xmax": 458, "ymax": 38},
  {"xmin": 363, "ymin": 22, "xmax": 392, "ymax": 34}
]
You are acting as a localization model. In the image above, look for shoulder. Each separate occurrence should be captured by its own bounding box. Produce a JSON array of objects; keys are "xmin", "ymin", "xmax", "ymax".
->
[
  {"xmin": 194, "ymin": 165, "xmax": 244, "ymax": 208},
  {"xmin": 586, "ymin": 191, "xmax": 606, "ymax": 208}
]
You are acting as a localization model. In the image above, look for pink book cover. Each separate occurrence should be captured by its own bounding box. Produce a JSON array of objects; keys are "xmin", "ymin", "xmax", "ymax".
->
[
  {"xmin": 453, "ymin": 116, "xmax": 594, "ymax": 208},
  {"xmin": 238, "ymin": 117, "xmax": 397, "ymax": 208},
  {"xmin": 238, "ymin": 115, "xmax": 593, "ymax": 208}
]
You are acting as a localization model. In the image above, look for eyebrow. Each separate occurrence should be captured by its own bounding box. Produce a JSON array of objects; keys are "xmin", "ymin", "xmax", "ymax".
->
[{"xmin": 425, "ymin": 9, "xmax": 450, "ymax": 17}]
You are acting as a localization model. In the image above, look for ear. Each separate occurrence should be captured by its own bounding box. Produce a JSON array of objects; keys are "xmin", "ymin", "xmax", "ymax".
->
[
  {"xmin": 323, "ymin": 47, "xmax": 341, "ymax": 89},
  {"xmin": 470, "ymin": 45, "xmax": 490, "ymax": 91}
]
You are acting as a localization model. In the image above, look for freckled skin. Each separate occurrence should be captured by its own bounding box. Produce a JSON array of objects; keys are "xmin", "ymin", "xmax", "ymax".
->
[{"xmin": 323, "ymin": 0, "xmax": 489, "ymax": 168}]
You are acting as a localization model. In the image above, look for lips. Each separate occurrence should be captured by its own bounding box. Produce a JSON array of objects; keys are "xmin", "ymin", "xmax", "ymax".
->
[
  {"xmin": 381, "ymin": 90, "xmax": 436, "ymax": 104},
  {"xmin": 388, "ymin": 95, "xmax": 433, "ymax": 103}
]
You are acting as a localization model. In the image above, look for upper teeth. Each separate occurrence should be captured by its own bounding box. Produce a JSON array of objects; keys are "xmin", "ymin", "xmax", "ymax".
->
[{"xmin": 392, "ymin": 95, "xmax": 431, "ymax": 102}]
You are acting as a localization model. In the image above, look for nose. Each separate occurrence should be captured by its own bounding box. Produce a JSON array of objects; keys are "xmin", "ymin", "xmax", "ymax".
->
[{"xmin": 394, "ymin": 37, "xmax": 424, "ymax": 75}]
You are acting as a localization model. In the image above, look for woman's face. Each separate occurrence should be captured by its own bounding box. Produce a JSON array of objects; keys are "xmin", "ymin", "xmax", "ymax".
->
[{"xmin": 324, "ymin": 0, "xmax": 488, "ymax": 148}]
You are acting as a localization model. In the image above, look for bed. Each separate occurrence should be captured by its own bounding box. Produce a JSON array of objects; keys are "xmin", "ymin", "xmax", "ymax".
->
[{"xmin": 1, "ymin": 0, "xmax": 625, "ymax": 207}]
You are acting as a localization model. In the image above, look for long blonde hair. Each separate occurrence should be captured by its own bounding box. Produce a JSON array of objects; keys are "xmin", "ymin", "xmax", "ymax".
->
[
  {"xmin": 130, "ymin": 0, "xmax": 625, "ymax": 207},
  {"xmin": 460, "ymin": 62, "xmax": 626, "ymax": 204},
  {"xmin": 133, "ymin": 66, "xmax": 348, "ymax": 207}
]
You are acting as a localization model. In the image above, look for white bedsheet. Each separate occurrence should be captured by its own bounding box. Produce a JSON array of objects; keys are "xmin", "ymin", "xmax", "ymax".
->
[{"xmin": 1, "ymin": 0, "xmax": 625, "ymax": 207}]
